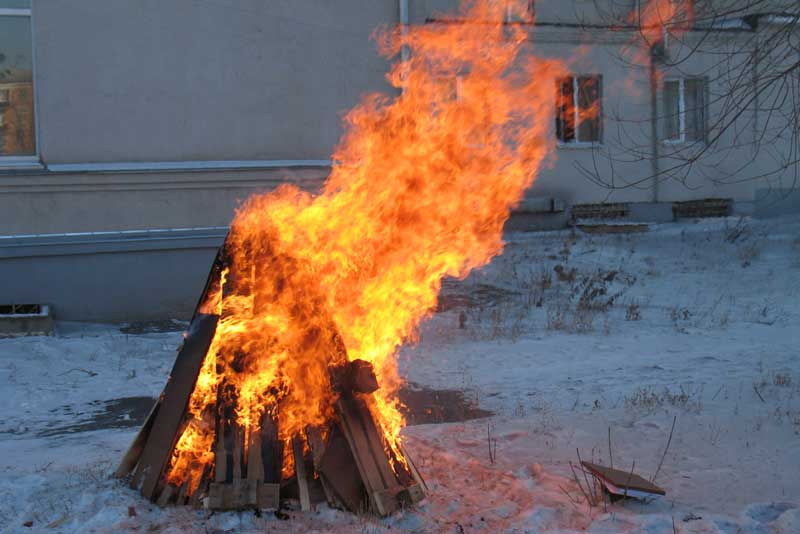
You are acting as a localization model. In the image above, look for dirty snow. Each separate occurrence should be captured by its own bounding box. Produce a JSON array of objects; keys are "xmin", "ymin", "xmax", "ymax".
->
[{"xmin": 1, "ymin": 215, "xmax": 799, "ymax": 533}]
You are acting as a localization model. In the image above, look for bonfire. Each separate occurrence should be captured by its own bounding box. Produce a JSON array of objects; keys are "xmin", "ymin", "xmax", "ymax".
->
[{"xmin": 116, "ymin": 0, "xmax": 568, "ymax": 515}]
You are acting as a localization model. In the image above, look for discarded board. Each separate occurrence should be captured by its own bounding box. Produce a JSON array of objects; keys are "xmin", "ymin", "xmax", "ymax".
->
[{"xmin": 580, "ymin": 461, "xmax": 665, "ymax": 500}]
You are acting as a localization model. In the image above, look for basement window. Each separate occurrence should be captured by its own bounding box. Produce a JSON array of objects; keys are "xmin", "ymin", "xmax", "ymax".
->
[
  {"xmin": 555, "ymin": 75, "xmax": 602, "ymax": 145},
  {"xmin": 663, "ymin": 78, "xmax": 707, "ymax": 143},
  {"xmin": 0, "ymin": 0, "xmax": 37, "ymax": 159}
]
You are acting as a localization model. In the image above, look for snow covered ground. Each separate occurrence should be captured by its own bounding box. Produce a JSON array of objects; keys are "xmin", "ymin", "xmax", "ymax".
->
[{"xmin": 1, "ymin": 215, "xmax": 799, "ymax": 533}]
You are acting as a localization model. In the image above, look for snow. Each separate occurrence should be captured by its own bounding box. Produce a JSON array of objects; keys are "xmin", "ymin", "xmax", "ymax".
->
[{"xmin": 1, "ymin": 215, "xmax": 799, "ymax": 533}]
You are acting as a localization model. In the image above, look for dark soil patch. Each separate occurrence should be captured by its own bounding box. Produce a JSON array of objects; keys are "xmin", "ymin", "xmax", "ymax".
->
[
  {"xmin": 398, "ymin": 384, "xmax": 493, "ymax": 424},
  {"xmin": 38, "ymin": 396, "xmax": 156, "ymax": 437},
  {"xmin": 119, "ymin": 320, "xmax": 187, "ymax": 334}
]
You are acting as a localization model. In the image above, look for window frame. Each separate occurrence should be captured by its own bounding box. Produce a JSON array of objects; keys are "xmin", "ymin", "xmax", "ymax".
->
[
  {"xmin": 662, "ymin": 77, "xmax": 707, "ymax": 145},
  {"xmin": 504, "ymin": 1, "xmax": 535, "ymax": 23},
  {"xmin": 556, "ymin": 74, "xmax": 603, "ymax": 148},
  {"xmin": 0, "ymin": 3, "xmax": 40, "ymax": 168}
]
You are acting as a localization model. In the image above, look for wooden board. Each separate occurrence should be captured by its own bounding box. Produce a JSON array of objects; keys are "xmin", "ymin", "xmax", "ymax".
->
[
  {"xmin": 400, "ymin": 443, "xmax": 428, "ymax": 493},
  {"xmin": 306, "ymin": 426, "xmax": 338, "ymax": 507},
  {"xmin": 114, "ymin": 398, "xmax": 161, "ymax": 478},
  {"xmin": 319, "ymin": 424, "xmax": 367, "ymax": 513},
  {"xmin": 206, "ymin": 481, "xmax": 280, "ymax": 510},
  {"xmin": 131, "ymin": 313, "xmax": 219, "ymax": 500},
  {"xmin": 292, "ymin": 436, "xmax": 311, "ymax": 511},
  {"xmin": 190, "ymin": 244, "xmax": 227, "ymax": 323},
  {"xmin": 259, "ymin": 411, "xmax": 282, "ymax": 483},
  {"xmin": 336, "ymin": 396, "xmax": 402, "ymax": 515},
  {"xmin": 580, "ymin": 461, "xmax": 665, "ymax": 496}
]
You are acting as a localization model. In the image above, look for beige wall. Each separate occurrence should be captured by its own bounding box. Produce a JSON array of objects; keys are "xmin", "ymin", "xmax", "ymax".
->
[
  {"xmin": 33, "ymin": 0, "xmax": 397, "ymax": 163},
  {"xmin": 0, "ymin": 166, "xmax": 328, "ymax": 235},
  {"xmin": 1, "ymin": 1, "xmax": 796, "ymax": 239}
]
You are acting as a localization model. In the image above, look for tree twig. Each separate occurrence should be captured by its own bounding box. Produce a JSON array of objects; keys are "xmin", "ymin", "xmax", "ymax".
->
[{"xmin": 652, "ymin": 415, "xmax": 677, "ymax": 483}]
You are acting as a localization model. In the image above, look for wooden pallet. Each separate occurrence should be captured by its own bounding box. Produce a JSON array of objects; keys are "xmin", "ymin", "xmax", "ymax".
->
[{"xmin": 672, "ymin": 198, "xmax": 731, "ymax": 219}]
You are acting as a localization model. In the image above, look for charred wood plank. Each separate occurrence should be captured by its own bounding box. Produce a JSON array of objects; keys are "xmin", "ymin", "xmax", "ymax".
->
[
  {"xmin": 306, "ymin": 426, "xmax": 339, "ymax": 507},
  {"xmin": 335, "ymin": 396, "xmax": 402, "ymax": 515},
  {"xmin": 318, "ymin": 424, "xmax": 367, "ymax": 513},
  {"xmin": 331, "ymin": 360, "xmax": 379, "ymax": 394},
  {"xmin": 132, "ymin": 313, "xmax": 219, "ymax": 500},
  {"xmin": 292, "ymin": 435, "xmax": 312, "ymax": 511},
  {"xmin": 259, "ymin": 410, "xmax": 282, "ymax": 483}
]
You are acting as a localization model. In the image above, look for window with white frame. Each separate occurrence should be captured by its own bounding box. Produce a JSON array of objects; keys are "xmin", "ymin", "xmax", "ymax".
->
[
  {"xmin": 662, "ymin": 78, "xmax": 707, "ymax": 143},
  {"xmin": 555, "ymin": 75, "xmax": 602, "ymax": 144},
  {"xmin": 0, "ymin": 0, "xmax": 36, "ymax": 157}
]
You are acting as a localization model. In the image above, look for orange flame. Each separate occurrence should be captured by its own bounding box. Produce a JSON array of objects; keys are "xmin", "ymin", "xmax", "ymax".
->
[
  {"xmin": 632, "ymin": 0, "xmax": 695, "ymax": 51},
  {"xmin": 164, "ymin": 0, "xmax": 567, "ymax": 494}
]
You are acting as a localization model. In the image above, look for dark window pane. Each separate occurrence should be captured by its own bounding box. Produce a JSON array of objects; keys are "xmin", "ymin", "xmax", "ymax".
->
[
  {"xmin": 555, "ymin": 76, "xmax": 575, "ymax": 142},
  {"xmin": 684, "ymin": 78, "xmax": 706, "ymax": 142},
  {"xmin": 662, "ymin": 80, "xmax": 680, "ymax": 140},
  {"xmin": 0, "ymin": 15, "xmax": 35, "ymax": 156},
  {"xmin": 577, "ymin": 76, "xmax": 601, "ymax": 142}
]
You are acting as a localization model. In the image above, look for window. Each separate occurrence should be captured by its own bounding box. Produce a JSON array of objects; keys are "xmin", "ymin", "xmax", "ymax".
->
[
  {"xmin": 0, "ymin": 0, "xmax": 36, "ymax": 158},
  {"xmin": 555, "ymin": 75, "xmax": 602, "ymax": 144},
  {"xmin": 663, "ymin": 78, "xmax": 707, "ymax": 143},
  {"xmin": 505, "ymin": 1, "xmax": 535, "ymax": 22}
]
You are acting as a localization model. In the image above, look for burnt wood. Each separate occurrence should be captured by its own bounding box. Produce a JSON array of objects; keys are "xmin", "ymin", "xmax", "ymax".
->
[
  {"xmin": 131, "ymin": 313, "xmax": 219, "ymax": 500},
  {"xmin": 331, "ymin": 359, "xmax": 379, "ymax": 394},
  {"xmin": 319, "ymin": 424, "xmax": 368, "ymax": 512},
  {"xmin": 292, "ymin": 435, "xmax": 312, "ymax": 511},
  {"xmin": 335, "ymin": 396, "xmax": 402, "ymax": 515},
  {"xmin": 260, "ymin": 410, "xmax": 282, "ymax": 483}
]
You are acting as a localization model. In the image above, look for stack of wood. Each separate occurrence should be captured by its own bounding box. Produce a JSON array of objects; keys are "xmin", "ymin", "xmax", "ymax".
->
[{"xmin": 114, "ymin": 245, "xmax": 426, "ymax": 516}]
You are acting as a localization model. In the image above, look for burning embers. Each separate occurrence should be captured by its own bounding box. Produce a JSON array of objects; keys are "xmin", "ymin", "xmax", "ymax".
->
[
  {"xmin": 115, "ymin": 235, "xmax": 426, "ymax": 514},
  {"xmin": 117, "ymin": 0, "xmax": 568, "ymax": 516}
]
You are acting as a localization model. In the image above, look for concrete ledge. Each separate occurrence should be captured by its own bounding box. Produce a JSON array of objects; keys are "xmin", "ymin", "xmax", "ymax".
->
[
  {"xmin": 0, "ymin": 227, "xmax": 229, "ymax": 259},
  {"xmin": 0, "ymin": 228, "xmax": 226, "ymax": 321}
]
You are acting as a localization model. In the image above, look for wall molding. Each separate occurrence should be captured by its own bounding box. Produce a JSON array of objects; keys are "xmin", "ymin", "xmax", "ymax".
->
[
  {"xmin": 0, "ymin": 227, "xmax": 229, "ymax": 259},
  {"xmin": 0, "ymin": 160, "xmax": 332, "ymax": 194}
]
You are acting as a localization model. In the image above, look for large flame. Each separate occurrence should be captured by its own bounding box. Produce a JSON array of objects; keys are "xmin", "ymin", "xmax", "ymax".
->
[{"xmin": 165, "ymin": 0, "xmax": 567, "ymax": 494}]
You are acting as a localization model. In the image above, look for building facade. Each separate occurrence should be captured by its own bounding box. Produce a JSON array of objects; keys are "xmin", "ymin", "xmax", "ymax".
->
[{"xmin": 1, "ymin": 0, "xmax": 797, "ymax": 320}]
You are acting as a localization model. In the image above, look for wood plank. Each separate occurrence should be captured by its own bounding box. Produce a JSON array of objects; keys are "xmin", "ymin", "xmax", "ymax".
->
[
  {"xmin": 206, "ymin": 481, "xmax": 280, "ymax": 510},
  {"xmin": 399, "ymin": 483, "xmax": 425, "ymax": 506},
  {"xmin": 260, "ymin": 410, "xmax": 282, "ymax": 483},
  {"xmin": 335, "ymin": 396, "xmax": 401, "ymax": 515},
  {"xmin": 352, "ymin": 399, "xmax": 399, "ymax": 488},
  {"xmin": 257, "ymin": 483, "xmax": 281, "ymax": 510},
  {"xmin": 190, "ymin": 244, "xmax": 227, "ymax": 323},
  {"xmin": 292, "ymin": 436, "xmax": 312, "ymax": 511},
  {"xmin": 155, "ymin": 484, "xmax": 175, "ymax": 506},
  {"xmin": 399, "ymin": 443, "xmax": 428, "ymax": 493},
  {"xmin": 306, "ymin": 426, "xmax": 338, "ymax": 507},
  {"xmin": 580, "ymin": 461, "xmax": 666, "ymax": 496},
  {"xmin": 247, "ymin": 422, "xmax": 264, "ymax": 481},
  {"xmin": 232, "ymin": 421, "xmax": 243, "ymax": 481},
  {"xmin": 114, "ymin": 398, "xmax": 161, "ymax": 478},
  {"xmin": 132, "ymin": 313, "xmax": 219, "ymax": 500},
  {"xmin": 319, "ymin": 423, "xmax": 367, "ymax": 513},
  {"xmin": 214, "ymin": 386, "xmax": 229, "ymax": 483}
]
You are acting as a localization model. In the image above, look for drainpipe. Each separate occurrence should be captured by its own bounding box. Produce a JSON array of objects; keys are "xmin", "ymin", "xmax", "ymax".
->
[
  {"xmin": 399, "ymin": 0, "xmax": 410, "ymax": 90},
  {"xmin": 649, "ymin": 44, "xmax": 663, "ymax": 203},
  {"xmin": 399, "ymin": 0, "xmax": 409, "ymax": 55}
]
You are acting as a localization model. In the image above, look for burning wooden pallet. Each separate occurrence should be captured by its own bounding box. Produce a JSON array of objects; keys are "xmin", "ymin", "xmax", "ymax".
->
[{"xmin": 115, "ymin": 243, "xmax": 426, "ymax": 515}]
